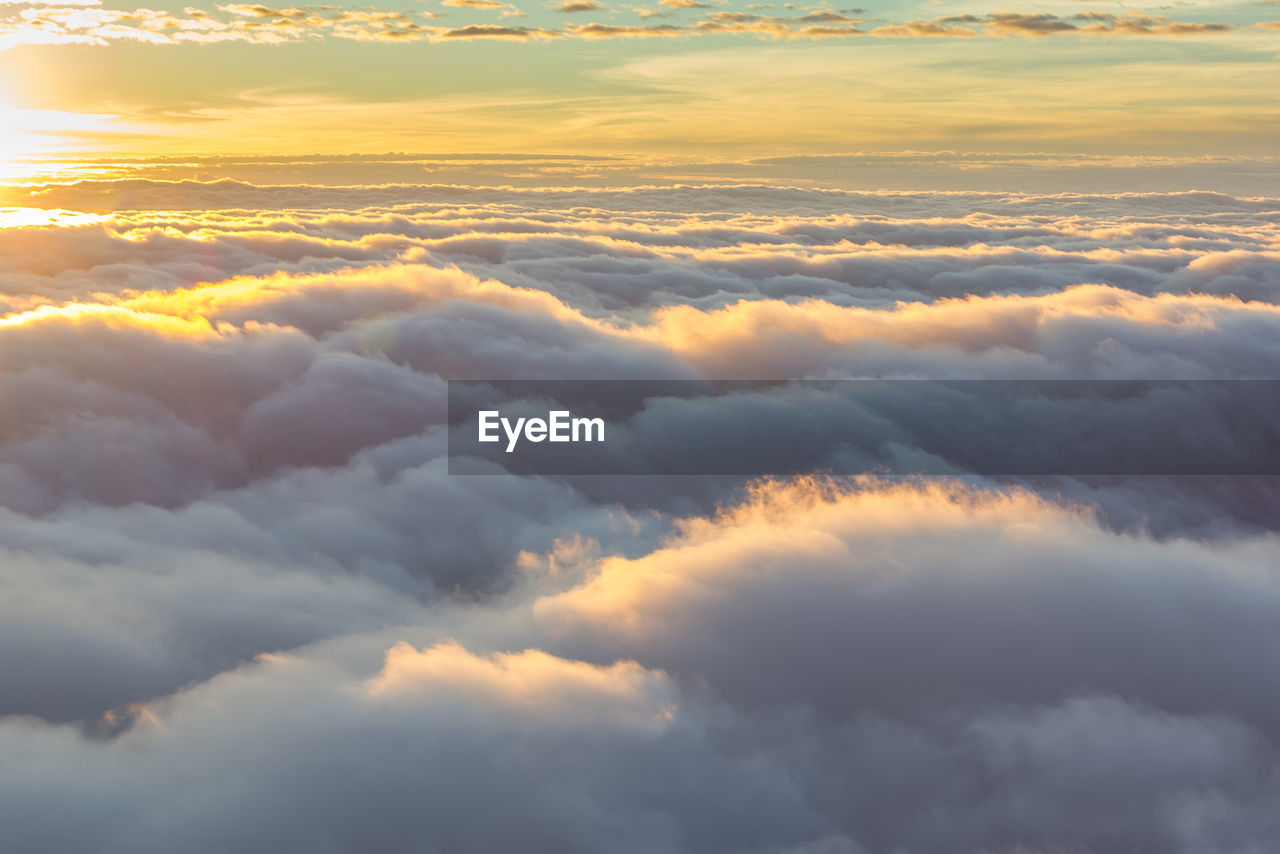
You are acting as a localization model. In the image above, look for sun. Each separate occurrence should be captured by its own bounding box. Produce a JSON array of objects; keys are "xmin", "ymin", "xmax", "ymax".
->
[
  {"xmin": 0, "ymin": 101, "xmax": 64, "ymax": 179},
  {"xmin": 0, "ymin": 100, "xmax": 41, "ymax": 166},
  {"xmin": 0, "ymin": 90, "xmax": 116, "ymax": 179}
]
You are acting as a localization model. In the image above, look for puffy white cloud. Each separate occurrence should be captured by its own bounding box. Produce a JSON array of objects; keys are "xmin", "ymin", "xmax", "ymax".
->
[
  {"xmin": 8, "ymin": 481, "xmax": 1280, "ymax": 851},
  {"xmin": 535, "ymin": 479, "xmax": 1280, "ymax": 729},
  {"xmin": 3, "ymin": 180, "xmax": 1280, "ymax": 851}
]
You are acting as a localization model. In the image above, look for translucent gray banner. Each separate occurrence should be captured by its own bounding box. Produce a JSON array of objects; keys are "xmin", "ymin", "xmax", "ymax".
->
[{"xmin": 446, "ymin": 380, "xmax": 1280, "ymax": 475}]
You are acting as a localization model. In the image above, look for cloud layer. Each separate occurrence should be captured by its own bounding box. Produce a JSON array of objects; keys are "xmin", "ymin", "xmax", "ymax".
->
[
  {"xmin": 0, "ymin": 0, "xmax": 1262, "ymax": 48},
  {"xmin": 3, "ymin": 180, "xmax": 1280, "ymax": 851}
]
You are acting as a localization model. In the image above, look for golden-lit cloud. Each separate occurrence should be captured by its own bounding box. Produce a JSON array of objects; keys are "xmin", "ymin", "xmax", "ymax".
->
[
  {"xmin": 567, "ymin": 20, "xmax": 680, "ymax": 36},
  {"xmin": 439, "ymin": 22, "xmax": 556, "ymax": 37},
  {"xmin": 988, "ymin": 11, "xmax": 1230, "ymax": 38},
  {"xmin": 641, "ymin": 283, "xmax": 1280, "ymax": 378},
  {"xmin": 367, "ymin": 641, "xmax": 672, "ymax": 725},
  {"xmin": 533, "ymin": 478, "xmax": 1085, "ymax": 633},
  {"xmin": 441, "ymin": 0, "xmax": 524, "ymax": 16},
  {"xmin": 0, "ymin": 1, "xmax": 1252, "ymax": 52}
]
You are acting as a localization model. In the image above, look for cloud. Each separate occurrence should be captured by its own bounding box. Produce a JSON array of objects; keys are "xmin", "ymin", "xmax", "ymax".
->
[
  {"xmin": 7, "ymin": 481, "xmax": 1280, "ymax": 851},
  {"xmin": 441, "ymin": 0, "xmax": 525, "ymax": 17},
  {"xmin": 4, "ymin": 178, "xmax": 1280, "ymax": 850},
  {"xmin": 536, "ymin": 478, "xmax": 1280, "ymax": 725},
  {"xmin": 567, "ymin": 20, "xmax": 681, "ymax": 36},
  {"xmin": 0, "ymin": 1, "xmax": 1241, "ymax": 48},
  {"xmin": 870, "ymin": 18, "xmax": 977, "ymax": 38},
  {"xmin": 1073, "ymin": 11, "xmax": 1230, "ymax": 36},
  {"xmin": 439, "ymin": 22, "xmax": 556, "ymax": 37},
  {"xmin": 983, "ymin": 12, "xmax": 1078, "ymax": 37},
  {"xmin": 879, "ymin": 11, "xmax": 1236, "ymax": 39}
]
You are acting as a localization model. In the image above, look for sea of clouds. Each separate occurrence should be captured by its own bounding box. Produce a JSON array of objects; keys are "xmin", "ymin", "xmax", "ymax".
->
[{"xmin": 2, "ymin": 179, "xmax": 1280, "ymax": 853}]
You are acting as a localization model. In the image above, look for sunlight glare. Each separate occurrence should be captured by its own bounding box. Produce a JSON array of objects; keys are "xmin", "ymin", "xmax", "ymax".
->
[{"xmin": 0, "ymin": 91, "xmax": 116, "ymax": 179}]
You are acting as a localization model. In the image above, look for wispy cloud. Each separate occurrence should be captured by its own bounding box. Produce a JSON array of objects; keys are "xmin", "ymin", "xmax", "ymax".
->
[
  {"xmin": 0, "ymin": 0, "xmax": 1250, "ymax": 50},
  {"xmin": 567, "ymin": 20, "xmax": 680, "ymax": 36},
  {"xmin": 554, "ymin": 0, "xmax": 604, "ymax": 11}
]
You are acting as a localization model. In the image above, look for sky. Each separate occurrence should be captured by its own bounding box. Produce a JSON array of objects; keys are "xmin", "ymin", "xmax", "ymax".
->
[
  {"xmin": 4, "ymin": 4, "xmax": 1280, "ymax": 853},
  {"xmin": 0, "ymin": 0, "xmax": 1278, "ymax": 171}
]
